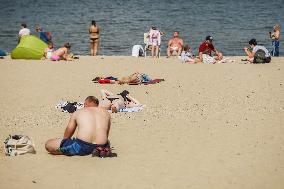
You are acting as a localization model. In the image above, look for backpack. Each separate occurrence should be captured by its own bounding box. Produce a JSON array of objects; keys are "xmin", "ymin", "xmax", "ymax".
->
[
  {"xmin": 4, "ymin": 135, "xmax": 36, "ymax": 156},
  {"xmin": 254, "ymin": 49, "xmax": 267, "ymax": 64}
]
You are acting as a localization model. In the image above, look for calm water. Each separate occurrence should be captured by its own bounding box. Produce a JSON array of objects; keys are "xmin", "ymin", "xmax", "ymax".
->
[{"xmin": 0, "ymin": 0, "xmax": 283, "ymax": 56}]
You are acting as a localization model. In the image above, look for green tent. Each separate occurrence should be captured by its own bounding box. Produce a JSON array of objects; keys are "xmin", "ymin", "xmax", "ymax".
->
[{"xmin": 11, "ymin": 35, "xmax": 47, "ymax": 60}]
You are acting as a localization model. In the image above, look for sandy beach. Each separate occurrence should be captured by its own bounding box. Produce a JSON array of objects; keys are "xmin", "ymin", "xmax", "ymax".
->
[{"xmin": 0, "ymin": 56, "xmax": 283, "ymax": 189}]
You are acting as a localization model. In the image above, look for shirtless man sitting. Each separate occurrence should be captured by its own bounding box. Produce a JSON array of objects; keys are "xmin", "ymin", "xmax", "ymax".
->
[
  {"xmin": 167, "ymin": 31, "xmax": 184, "ymax": 57},
  {"xmin": 45, "ymin": 96, "xmax": 111, "ymax": 156},
  {"xmin": 51, "ymin": 43, "xmax": 73, "ymax": 61}
]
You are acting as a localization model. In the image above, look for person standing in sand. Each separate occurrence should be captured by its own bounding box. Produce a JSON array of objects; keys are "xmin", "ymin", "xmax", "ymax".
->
[
  {"xmin": 89, "ymin": 20, "xmax": 100, "ymax": 56},
  {"xmin": 269, "ymin": 24, "xmax": 280, "ymax": 56},
  {"xmin": 148, "ymin": 26, "xmax": 161, "ymax": 58},
  {"xmin": 45, "ymin": 96, "xmax": 111, "ymax": 156},
  {"xmin": 167, "ymin": 31, "xmax": 184, "ymax": 57}
]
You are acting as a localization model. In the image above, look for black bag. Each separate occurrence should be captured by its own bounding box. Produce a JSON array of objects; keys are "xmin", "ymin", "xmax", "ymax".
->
[{"xmin": 62, "ymin": 102, "xmax": 77, "ymax": 113}]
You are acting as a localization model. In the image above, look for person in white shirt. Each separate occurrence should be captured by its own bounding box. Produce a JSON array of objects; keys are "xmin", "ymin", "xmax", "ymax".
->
[
  {"xmin": 18, "ymin": 23, "xmax": 30, "ymax": 42},
  {"xmin": 244, "ymin": 38, "xmax": 271, "ymax": 63}
]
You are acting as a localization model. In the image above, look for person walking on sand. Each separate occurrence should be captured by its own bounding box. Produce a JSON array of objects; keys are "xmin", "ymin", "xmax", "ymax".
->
[
  {"xmin": 167, "ymin": 31, "xmax": 184, "ymax": 57},
  {"xmin": 89, "ymin": 20, "xmax": 100, "ymax": 56},
  {"xmin": 198, "ymin": 35, "xmax": 223, "ymax": 64},
  {"xmin": 18, "ymin": 23, "xmax": 30, "ymax": 42},
  {"xmin": 45, "ymin": 96, "xmax": 112, "ymax": 156},
  {"xmin": 269, "ymin": 24, "xmax": 280, "ymax": 56}
]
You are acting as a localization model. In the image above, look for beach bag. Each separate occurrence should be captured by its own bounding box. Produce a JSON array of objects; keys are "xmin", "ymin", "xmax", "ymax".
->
[
  {"xmin": 4, "ymin": 135, "xmax": 36, "ymax": 156},
  {"xmin": 253, "ymin": 49, "xmax": 266, "ymax": 63}
]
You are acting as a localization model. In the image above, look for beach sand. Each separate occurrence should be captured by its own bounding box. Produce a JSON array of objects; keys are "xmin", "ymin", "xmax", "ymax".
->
[{"xmin": 0, "ymin": 56, "xmax": 283, "ymax": 189}]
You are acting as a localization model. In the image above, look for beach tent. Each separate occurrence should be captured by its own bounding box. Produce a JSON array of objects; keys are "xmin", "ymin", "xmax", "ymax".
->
[{"xmin": 11, "ymin": 35, "xmax": 47, "ymax": 59}]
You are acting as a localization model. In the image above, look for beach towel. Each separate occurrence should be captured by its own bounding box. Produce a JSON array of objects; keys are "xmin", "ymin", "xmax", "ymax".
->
[
  {"xmin": 108, "ymin": 105, "xmax": 145, "ymax": 113},
  {"xmin": 4, "ymin": 135, "xmax": 36, "ymax": 156}
]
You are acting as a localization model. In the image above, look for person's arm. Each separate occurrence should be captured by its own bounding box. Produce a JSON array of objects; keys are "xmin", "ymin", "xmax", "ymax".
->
[
  {"xmin": 198, "ymin": 52, "xmax": 203, "ymax": 61},
  {"xmin": 180, "ymin": 39, "xmax": 184, "ymax": 48},
  {"xmin": 274, "ymin": 30, "xmax": 280, "ymax": 39},
  {"xmin": 168, "ymin": 39, "xmax": 172, "ymax": 48},
  {"xmin": 63, "ymin": 113, "xmax": 77, "ymax": 139},
  {"xmin": 244, "ymin": 47, "xmax": 255, "ymax": 58}
]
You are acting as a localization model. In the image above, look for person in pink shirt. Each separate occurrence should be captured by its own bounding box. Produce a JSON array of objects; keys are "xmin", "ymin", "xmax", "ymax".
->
[{"xmin": 149, "ymin": 26, "xmax": 161, "ymax": 58}]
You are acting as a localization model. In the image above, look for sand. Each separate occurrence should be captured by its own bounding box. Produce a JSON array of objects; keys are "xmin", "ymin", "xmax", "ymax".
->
[{"xmin": 0, "ymin": 56, "xmax": 283, "ymax": 189}]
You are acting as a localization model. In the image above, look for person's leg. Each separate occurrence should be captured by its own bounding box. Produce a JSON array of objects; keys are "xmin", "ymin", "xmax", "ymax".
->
[
  {"xmin": 151, "ymin": 45, "xmax": 155, "ymax": 57},
  {"xmin": 177, "ymin": 47, "xmax": 182, "ymax": 56},
  {"xmin": 155, "ymin": 46, "xmax": 159, "ymax": 57},
  {"xmin": 275, "ymin": 40, "xmax": 279, "ymax": 56},
  {"xmin": 90, "ymin": 40, "xmax": 94, "ymax": 56},
  {"xmin": 93, "ymin": 39, "xmax": 99, "ymax": 56},
  {"xmin": 167, "ymin": 47, "xmax": 171, "ymax": 57},
  {"xmin": 215, "ymin": 52, "xmax": 223, "ymax": 61},
  {"xmin": 45, "ymin": 138, "xmax": 63, "ymax": 155}
]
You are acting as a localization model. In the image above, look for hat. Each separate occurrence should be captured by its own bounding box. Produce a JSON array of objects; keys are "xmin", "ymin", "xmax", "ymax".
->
[{"xmin": 206, "ymin": 35, "xmax": 213, "ymax": 41}]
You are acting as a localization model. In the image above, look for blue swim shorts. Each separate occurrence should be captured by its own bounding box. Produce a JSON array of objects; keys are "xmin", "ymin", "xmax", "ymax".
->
[{"xmin": 59, "ymin": 138, "xmax": 109, "ymax": 156}]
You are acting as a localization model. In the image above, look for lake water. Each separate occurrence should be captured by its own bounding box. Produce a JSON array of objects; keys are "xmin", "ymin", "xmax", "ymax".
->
[{"xmin": 0, "ymin": 0, "xmax": 283, "ymax": 56}]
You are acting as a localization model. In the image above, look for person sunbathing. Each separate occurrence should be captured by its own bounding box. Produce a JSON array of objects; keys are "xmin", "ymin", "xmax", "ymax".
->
[
  {"xmin": 93, "ymin": 72, "xmax": 152, "ymax": 85},
  {"xmin": 45, "ymin": 96, "xmax": 112, "ymax": 156},
  {"xmin": 51, "ymin": 43, "xmax": 73, "ymax": 61},
  {"xmin": 99, "ymin": 89, "xmax": 141, "ymax": 113}
]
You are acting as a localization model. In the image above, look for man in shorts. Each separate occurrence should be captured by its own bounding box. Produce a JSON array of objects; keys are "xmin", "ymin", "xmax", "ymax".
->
[
  {"xmin": 45, "ymin": 96, "xmax": 111, "ymax": 156},
  {"xmin": 198, "ymin": 36, "xmax": 223, "ymax": 64},
  {"xmin": 167, "ymin": 31, "xmax": 184, "ymax": 57}
]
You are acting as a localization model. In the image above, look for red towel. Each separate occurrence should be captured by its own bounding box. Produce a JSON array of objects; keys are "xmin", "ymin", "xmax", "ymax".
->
[{"xmin": 98, "ymin": 79, "xmax": 112, "ymax": 84}]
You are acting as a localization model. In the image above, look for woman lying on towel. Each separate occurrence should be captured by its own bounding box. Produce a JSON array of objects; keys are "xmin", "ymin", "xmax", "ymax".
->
[
  {"xmin": 93, "ymin": 72, "xmax": 151, "ymax": 85},
  {"xmin": 99, "ymin": 89, "xmax": 141, "ymax": 113}
]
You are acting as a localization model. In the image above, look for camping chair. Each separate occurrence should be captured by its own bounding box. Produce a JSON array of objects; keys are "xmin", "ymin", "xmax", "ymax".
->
[{"xmin": 144, "ymin": 33, "xmax": 161, "ymax": 58}]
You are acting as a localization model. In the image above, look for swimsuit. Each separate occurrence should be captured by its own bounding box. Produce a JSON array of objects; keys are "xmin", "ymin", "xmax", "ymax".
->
[
  {"xmin": 51, "ymin": 55, "xmax": 60, "ymax": 61},
  {"xmin": 59, "ymin": 138, "xmax": 109, "ymax": 156}
]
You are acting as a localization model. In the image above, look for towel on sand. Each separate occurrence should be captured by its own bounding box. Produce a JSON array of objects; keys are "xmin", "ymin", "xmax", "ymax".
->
[
  {"xmin": 56, "ymin": 101, "xmax": 145, "ymax": 113},
  {"xmin": 108, "ymin": 105, "xmax": 145, "ymax": 113}
]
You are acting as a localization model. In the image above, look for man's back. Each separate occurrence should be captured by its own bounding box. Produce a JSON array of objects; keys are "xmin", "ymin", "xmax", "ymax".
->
[{"xmin": 75, "ymin": 107, "xmax": 110, "ymax": 145}]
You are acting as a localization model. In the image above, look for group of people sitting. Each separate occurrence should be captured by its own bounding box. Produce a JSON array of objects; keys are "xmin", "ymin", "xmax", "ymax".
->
[
  {"xmin": 146, "ymin": 24, "xmax": 280, "ymax": 64},
  {"xmin": 147, "ymin": 28, "xmax": 223, "ymax": 63}
]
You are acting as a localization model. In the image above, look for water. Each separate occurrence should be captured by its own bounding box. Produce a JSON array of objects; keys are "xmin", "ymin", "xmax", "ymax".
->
[{"xmin": 0, "ymin": 0, "xmax": 283, "ymax": 56}]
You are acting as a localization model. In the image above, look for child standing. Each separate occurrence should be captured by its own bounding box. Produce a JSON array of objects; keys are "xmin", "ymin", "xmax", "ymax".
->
[{"xmin": 269, "ymin": 24, "xmax": 280, "ymax": 56}]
